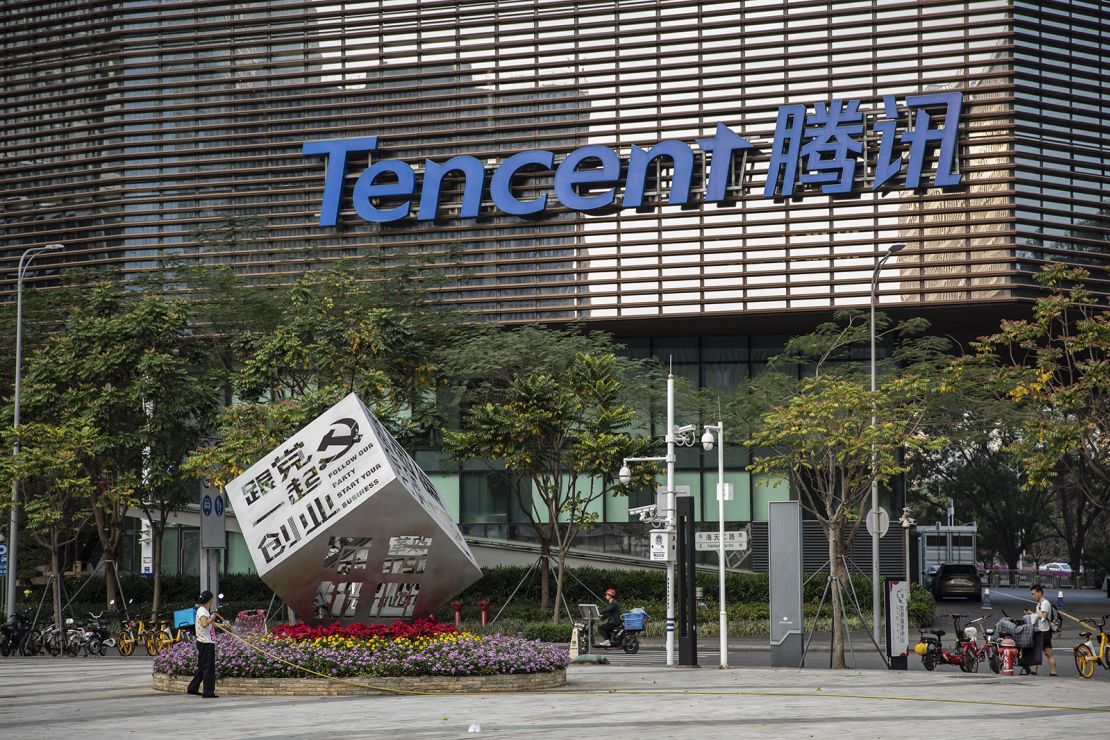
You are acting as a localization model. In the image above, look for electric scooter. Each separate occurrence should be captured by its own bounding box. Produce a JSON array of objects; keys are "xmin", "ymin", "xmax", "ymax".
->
[{"xmin": 916, "ymin": 613, "xmax": 974, "ymax": 671}]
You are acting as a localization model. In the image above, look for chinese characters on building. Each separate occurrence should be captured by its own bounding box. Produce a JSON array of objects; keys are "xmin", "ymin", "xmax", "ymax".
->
[{"xmin": 764, "ymin": 92, "xmax": 963, "ymax": 198}]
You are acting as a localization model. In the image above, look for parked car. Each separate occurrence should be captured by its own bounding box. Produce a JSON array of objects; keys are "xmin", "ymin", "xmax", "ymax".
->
[
  {"xmin": 1041, "ymin": 562, "xmax": 1073, "ymax": 575},
  {"xmin": 931, "ymin": 563, "xmax": 983, "ymax": 601}
]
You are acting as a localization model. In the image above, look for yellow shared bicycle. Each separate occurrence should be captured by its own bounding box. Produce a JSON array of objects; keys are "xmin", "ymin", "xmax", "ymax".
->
[{"xmin": 1073, "ymin": 614, "xmax": 1110, "ymax": 679}]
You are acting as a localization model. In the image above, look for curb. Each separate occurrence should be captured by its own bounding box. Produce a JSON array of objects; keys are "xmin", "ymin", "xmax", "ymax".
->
[{"xmin": 152, "ymin": 669, "xmax": 566, "ymax": 696}]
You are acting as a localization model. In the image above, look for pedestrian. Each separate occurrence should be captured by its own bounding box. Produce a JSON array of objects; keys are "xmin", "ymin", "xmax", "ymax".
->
[
  {"xmin": 186, "ymin": 590, "xmax": 220, "ymax": 698},
  {"xmin": 1022, "ymin": 584, "xmax": 1057, "ymax": 676}
]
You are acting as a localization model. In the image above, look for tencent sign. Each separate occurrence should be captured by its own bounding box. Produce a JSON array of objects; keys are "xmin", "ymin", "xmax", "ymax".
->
[{"xmin": 303, "ymin": 92, "xmax": 962, "ymax": 226}]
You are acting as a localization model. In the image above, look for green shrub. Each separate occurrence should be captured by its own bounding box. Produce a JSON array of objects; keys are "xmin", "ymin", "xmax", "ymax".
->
[{"xmin": 522, "ymin": 622, "xmax": 575, "ymax": 643}]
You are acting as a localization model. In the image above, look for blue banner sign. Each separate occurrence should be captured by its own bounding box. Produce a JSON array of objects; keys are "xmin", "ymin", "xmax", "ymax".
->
[{"xmin": 304, "ymin": 92, "xmax": 961, "ymax": 226}]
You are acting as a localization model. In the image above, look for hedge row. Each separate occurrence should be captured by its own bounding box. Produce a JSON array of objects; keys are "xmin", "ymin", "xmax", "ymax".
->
[
  {"xmin": 14, "ymin": 573, "xmax": 275, "ymax": 621},
  {"xmin": 441, "ymin": 566, "xmax": 935, "ymax": 627},
  {"xmin": 19, "ymin": 566, "xmax": 935, "ymax": 632}
]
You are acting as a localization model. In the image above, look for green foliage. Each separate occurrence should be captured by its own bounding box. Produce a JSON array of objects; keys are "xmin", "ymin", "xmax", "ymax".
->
[
  {"xmin": 443, "ymin": 329, "xmax": 659, "ymax": 618},
  {"xmin": 440, "ymin": 566, "xmax": 936, "ymax": 635},
  {"xmin": 522, "ymin": 622, "xmax": 576, "ymax": 643},
  {"xmin": 185, "ymin": 265, "xmax": 459, "ymax": 486},
  {"xmin": 969, "ymin": 264, "xmax": 1110, "ymax": 495},
  {"xmin": 0, "ymin": 421, "xmax": 99, "ymax": 591},
  {"xmin": 13, "ymin": 572, "xmax": 277, "ymax": 622}
]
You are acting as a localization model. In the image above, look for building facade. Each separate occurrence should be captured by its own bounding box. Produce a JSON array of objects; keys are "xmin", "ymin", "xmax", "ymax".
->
[{"xmin": 3, "ymin": 1, "xmax": 1108, "ymax": 575}]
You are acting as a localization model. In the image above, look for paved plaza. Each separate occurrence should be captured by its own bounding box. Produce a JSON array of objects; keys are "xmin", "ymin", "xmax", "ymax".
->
[{"xmin": 2, "ymin": 655, "xmax": 1108, "ymax": 740}]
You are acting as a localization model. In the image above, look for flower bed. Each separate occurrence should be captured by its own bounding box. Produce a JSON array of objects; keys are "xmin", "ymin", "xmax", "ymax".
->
[{"xmin": 151, "ymin": 621, "xmax": 569, "ymax": 680}]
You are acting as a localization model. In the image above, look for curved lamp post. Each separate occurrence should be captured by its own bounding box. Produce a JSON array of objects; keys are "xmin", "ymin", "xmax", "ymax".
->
[
  {"xmin": 869, "ymin": 242, "xmax": 904, "ymax": 642},
  {"xmin": 6, "ymin": 243, "xmax": 64, "ymax": 621}
]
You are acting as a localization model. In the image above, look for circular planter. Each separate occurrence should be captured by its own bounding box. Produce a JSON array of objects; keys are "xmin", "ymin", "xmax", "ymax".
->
[{"xmin": 152, "ymin": 668, "xmax": 566, "ymax": 696}]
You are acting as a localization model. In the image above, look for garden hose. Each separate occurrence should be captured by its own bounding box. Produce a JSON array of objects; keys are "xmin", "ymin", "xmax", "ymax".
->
[{"xmin": 204, "ymin": 622, "xmax": 1110, "ymax": 713}]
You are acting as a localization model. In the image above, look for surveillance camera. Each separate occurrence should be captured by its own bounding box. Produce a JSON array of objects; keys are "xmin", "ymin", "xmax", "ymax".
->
[{"xmin": 701, "ymin": 430, "xmax": 715, "ymax": 451}]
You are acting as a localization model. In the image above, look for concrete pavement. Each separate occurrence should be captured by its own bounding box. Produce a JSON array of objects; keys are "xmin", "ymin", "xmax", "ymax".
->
[{"xmin": 2, "ymin": 656, "xmax": 1109, "ymax": 739}]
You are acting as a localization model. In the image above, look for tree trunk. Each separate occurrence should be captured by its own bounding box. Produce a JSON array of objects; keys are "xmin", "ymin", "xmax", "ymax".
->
[
  {"xmin": 828, "ymin": 523, "xmax": 848, "ymax": 669},
  {"xmin": 551, "ymin": 552, "xmax": 568, "ymax": 623},
  {"xmin": 104, "ymin": 557, "xmax": 118, "ymax": 610},
  {"xmin": 538, "ymin": 538, "xmax": 551, "ymax": 614},
  {"xmin": 50, "ymin": 536, "xmax": 64, "ymax": 632},
  {"xmin": 151, "ymin": 524, "xmax": 164, "ymax": 622}
]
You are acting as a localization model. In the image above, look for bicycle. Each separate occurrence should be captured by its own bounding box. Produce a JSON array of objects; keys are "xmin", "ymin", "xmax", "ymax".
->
[
  {"xmin": 1074, "ymin": 614, "xmax": 1110, "ymax": 679},
  {"xmin": 145, "ymin": 612, "xmax": 176, "ymax": 655}
]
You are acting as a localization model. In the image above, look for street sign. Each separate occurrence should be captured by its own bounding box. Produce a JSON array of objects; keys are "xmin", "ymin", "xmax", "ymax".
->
[
  {"xmin": 867, "ymin": 507, "xmax": 890, "ymax": 537},
  {"xmin": 199, "ymin": 487, "xmax": 227, "ymax": 549},
  {"xmin": 695, "ymin": 531, "xmax": 749, "ymax": 552},
  {"xmin": 649, "ymin": 529, "xmax": 675, "ymax": 562},
  {"xmin": 885, "ymin": 578, "xmax": 910, "ymax": 666},
  {"xmin": 0, "ymin": 543, "xmax": 7, "ymax": 577},
  {"xmin": 716, "ymin": 482, "xmax": 734, "ymax": 502}
]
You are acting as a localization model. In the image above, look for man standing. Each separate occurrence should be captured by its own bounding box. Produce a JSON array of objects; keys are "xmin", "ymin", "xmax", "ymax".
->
[
  {"xmin": 1025, "ymin": 584, "xmax": 1057, "ymax": 676},
  {"xmin": 187, "ymin": 590, "xmax": 220, "ymax": 698}
]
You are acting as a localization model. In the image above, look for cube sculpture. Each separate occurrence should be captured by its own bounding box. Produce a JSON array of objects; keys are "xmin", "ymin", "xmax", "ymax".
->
[{"xmin": 224, "ymin": 393, "xmax": 481, "ymax": 624}]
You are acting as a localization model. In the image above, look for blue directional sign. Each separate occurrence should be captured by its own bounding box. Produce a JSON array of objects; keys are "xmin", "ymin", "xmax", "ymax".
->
[
  {"xmin": 0, "ymin": 543, "xmax": 8, "ymax": 577},
  {"xmin": 201, "ymin": 494, "xmax": 213, "ymax": 517},
  {"xmin": 214, "ymin": 495, "xmax": 224, "ymax": 517}
]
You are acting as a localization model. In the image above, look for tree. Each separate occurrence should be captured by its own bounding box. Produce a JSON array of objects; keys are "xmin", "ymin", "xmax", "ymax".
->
[
  {"xmin": 185, "ymin": 265, "xmax": 458, "ymax": 486},
  {"xmin": 971, "ymin": 265, "xmax": 1110, "ymax": 494},
  {"xmin": 1047, "ymin": 458, "xmax": 1107, "ymax": 584},
  {"xmin": 908, "ymin": 364, "xmax": 1045, "ymax": 571},
  {"xmin": 19, "ymin": 284, "xmax": 220, "ymax": 609},
  {"xmin": 741, "ymin": 310, "xmax": 945, "ymax": 668},
  {"xmin": 0, "ymin": 421, "xmax": 98, "ymax": 630},
  {"xmin": 443, "ymin": 327, "xmax": 656, "ymax": 619}
]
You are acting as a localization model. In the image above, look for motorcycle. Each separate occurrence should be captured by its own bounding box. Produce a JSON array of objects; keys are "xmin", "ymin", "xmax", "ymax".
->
[
  {"xmin": 84, "ymin": 611, "xmax": 117, "ymax": 654},
  {"xmin": 0, "ymin": 614, "xmax": 33, "ymax": 657},
  {"xmin": 575, "ymin": 608, "xmax": 646, "ymax": 655}
]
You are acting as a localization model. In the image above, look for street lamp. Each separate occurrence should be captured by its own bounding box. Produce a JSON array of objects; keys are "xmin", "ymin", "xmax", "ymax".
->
[
  {"xmin": 6, "ymin": 243, "xmax": 64, "ymax": 621},
  {"xmin": 869, "ymin": 241, "xmax": 904, "ymax": 643},
  {"xmin": 702, "ymin": 420, "xmax": 727, "ymax": 668},
  {"xmin": 899, "ymin": 507, "xmax": 916, "ymax": 584},
  {"xmin": 618, "ymin": 368, "xmax": 698, "ymax": 666}
]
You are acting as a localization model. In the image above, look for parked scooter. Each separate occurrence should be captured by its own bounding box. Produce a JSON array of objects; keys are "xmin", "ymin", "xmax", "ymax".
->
[
  {"xmin": 915, "ymin": 613, "xmax": 975, "ymax": 671},
  {"xmin": 0, "ymin": 614, "xmax": 33, "ymax": 657}
]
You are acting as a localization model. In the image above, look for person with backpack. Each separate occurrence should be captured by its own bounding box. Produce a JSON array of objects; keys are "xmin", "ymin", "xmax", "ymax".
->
[{"xmin": 1023, "ymin": 584, "xmax": 1058, "ymax": 676}]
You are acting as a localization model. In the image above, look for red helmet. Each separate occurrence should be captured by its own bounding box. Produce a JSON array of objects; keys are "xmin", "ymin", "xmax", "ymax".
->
[{"xmin": 604, "ymin": 588, "xmax": 618, "ymax": 598}]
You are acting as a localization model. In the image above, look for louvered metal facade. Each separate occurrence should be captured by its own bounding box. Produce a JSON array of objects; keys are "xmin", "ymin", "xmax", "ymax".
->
[{"xmin": 3, "ymin": 1, "xmax": 1107, "ymax": 326}]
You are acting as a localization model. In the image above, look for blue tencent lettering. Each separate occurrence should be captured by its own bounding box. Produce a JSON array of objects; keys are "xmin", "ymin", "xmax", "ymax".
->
[
  {"xmin": 624, "ymin": 140, "xmax": 694, "ymax": 208},
  {"xmin": 302, "ymin": 124, "xmax": 753, "ymax": 225},
  {"xmin": 490, "ymin": 150, "xmax": 554, "ymax": 216},
  {"xmin": 302, "ymin": 94, "xmax": 963, "ymax": 224},
  {"xmin": 554, "ymin": 144, "xmax": 622, "ymax": 211},
  {"xmin": 352, "ymin": 159, "xmax": 414, "ymax": 223},
  {"xmin": 301, "ymin": 137, "xmax": 380, "ymax": 226},
  {"xmin": 695, "ymin": 122, "xmax": 756, "ymax": 201},
  {"xmin": 419, "ymin": 156, "xmax": 485, "ymax": 221}
]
